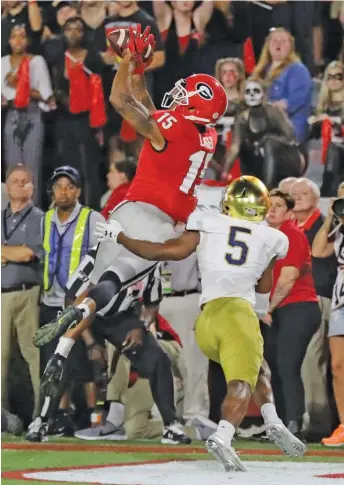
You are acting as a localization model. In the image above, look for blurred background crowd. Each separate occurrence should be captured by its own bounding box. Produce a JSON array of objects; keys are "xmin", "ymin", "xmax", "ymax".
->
[{"xmin": 1, "ymin": 0, "xmax": 344, "ymax": 447}]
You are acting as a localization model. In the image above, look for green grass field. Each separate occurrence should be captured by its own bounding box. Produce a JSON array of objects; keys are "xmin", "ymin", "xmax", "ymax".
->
[{"xmin": 2, "ymin": 435, "xmax": 344, "ymax": 485}]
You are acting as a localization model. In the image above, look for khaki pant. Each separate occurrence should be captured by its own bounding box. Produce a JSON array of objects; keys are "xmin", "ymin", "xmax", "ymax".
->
[
  {"xmin": 160, "ymin": 294, "xmax": 209, "ymax": 420},
  {"xmin": 106, "ymin": 340, "xmax": 188, "ymax": 439},
  {"xmin": 1, "ymin": 286, "xmax": 41, "ymax": 416},
  {"xmin": 301, "ymin": 296, "xmax": 332, "ymax": 435}
]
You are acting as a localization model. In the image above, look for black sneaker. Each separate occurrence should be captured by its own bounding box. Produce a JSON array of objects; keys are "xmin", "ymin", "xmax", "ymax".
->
[
  {"xmin": 48, "ymin": 411, "xmax": 74, "ymax": 437},
  {"xmin": 41, "ymin": 354, "xmax": 66, "ymax": 399},
  {"xmin": 33, "ymin": 306, "xmax": 83, "ymax": 347},
  {"xmin": 161, "ymin": 421, "xmax": 192, "ymax": 445}
]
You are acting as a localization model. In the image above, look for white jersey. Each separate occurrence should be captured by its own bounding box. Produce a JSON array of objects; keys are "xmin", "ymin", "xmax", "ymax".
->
[
  {"xmin": 332, "ymin": 229, "xmax": 344, "ymax": 310},
  {"xmin": 187, "ymin": 211, "xmax": 289, "ymax": 307}
]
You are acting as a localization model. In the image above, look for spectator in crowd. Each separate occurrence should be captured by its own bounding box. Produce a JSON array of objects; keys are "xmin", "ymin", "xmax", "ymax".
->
[
  {"xmin": 323, "ymin": 0, "xmax": 344, "ymax": 64},
  {"xmin": 291, "ymin": 178, "xmax": 338, "ymax": 440},
  {"xmin": 222, "ymin": 78, "xmax": 305, "ymax": 189},
  {"xmin": 196, "ymin": 1, "xmax": 250, "ymax": 76},
  {"xmin": 215, "ymin": 57, "xmax": 245, "ymax": 107},
  {"xmin": 1, "ymin": 0, "xmax": 43, "ymax": 57},
  {"xmin": 262, "ymin": 189, "xmax": 321, "ymax": 437},
  {"xmin": 159, "ymin": 252, "xmax": 209, "ymax": 423},
  {"xmin": 101, "ymin": 159, "xmax": 137, "ymax": 220},
  {"xmin": 252, "ymin": 28, "xmax": 313, "ymax": 147},
  {"xmin": 152, "ymin": 0, "xmax": 213, "ymax": 103},
  {"xmin": 27, "ymin": 166, "xmax": 105, "ymax": 440},
  {"xmin": 49, "ymin": 16, "xmax": 107, "ymax": 210},
  {"xmin": 1, "ymin": 164, "xmax": 43, "ymax": 419},
  {"xmin": 249, "ymin": 1, "xmax": 315, "ymax": 74},
  {"xmin": 312, "ymin": 1, "xmax": 326, "ymax": 76},
  {"xmin": 278, "ymin": 176, "xmax": 298, "ymax": 195},
  {"xmin": 2, "ymin": 25, "xmax": 55, "ymax": 206},
  {"xmin": 312, "ymin": 182, "xmax": 344, "ymax": 447},
  {"xmin": 78, "ymin": 1, "xmax": 108, "ymax": 45},
  {"xmin": 42, "ymin": 1, "xmax": 78, "ymax": 55},
  {"xmin": 212, "ymin": 57, "xmax": 245, "ymax": 180},
  {"xmin": 308, "ymin": 61, "xmax": 344, "ymax": 196}
]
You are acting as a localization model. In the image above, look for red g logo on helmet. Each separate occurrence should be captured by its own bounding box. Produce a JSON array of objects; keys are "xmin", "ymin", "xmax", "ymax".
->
[{"xmin": 161, "ymin": 74, "xmax": 228, "ymax": 126}]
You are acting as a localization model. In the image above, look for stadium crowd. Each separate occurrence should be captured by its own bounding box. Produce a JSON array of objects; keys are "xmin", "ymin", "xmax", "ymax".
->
[{"xmin": 1, "ymin": 0, "xmax": 344, "ymax": 450}]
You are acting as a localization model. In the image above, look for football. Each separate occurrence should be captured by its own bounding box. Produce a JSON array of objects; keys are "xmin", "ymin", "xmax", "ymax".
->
[{"xmin": 107, "ymin": 28, "xmax": 154, "ymax": 61}]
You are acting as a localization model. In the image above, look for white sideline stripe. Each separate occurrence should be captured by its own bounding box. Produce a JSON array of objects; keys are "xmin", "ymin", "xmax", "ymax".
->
[{"xmin": 23, "ymin": 460, "xmax": 343, "ymax": 485}]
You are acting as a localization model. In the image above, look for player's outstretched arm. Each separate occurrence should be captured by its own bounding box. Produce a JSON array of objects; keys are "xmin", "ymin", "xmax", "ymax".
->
[
  {"xmin": 117, "ymin": 230, "xmax": 200, "ymax": 261},
  {"xmin": 130, "ymin": 74, "xmax": 156, "ymax": 114},
  {"xmin": 110, "ymin": 51, "xmax": 165, "ymax": 150}
]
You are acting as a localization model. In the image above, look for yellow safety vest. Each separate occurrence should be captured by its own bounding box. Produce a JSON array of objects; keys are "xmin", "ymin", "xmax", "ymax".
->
[{"xmin": 43, "ymin": 207, "xmax": 91, "ymax": 291}]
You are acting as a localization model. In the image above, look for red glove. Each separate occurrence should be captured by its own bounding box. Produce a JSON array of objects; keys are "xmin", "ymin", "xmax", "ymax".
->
[{"xmin": 128, "ymin": 24, "xmax": 155, "ymax": 75}]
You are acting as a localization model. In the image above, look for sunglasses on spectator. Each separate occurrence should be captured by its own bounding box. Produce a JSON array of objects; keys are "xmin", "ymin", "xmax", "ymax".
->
[{"xmin": 328, "ymin": 73, "xmax": 344, "ymax": 81}]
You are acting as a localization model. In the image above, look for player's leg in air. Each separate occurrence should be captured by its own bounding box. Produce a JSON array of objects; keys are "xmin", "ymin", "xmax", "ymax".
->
[{"xmin": 252, "ymin": 360, "xmax": 306, "ymax": 456}]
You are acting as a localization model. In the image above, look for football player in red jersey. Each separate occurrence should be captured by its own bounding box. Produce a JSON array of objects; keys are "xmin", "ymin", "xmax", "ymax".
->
[{"xmin": 33, "ymin": 25, "xmax": 227, "ymax": 357}]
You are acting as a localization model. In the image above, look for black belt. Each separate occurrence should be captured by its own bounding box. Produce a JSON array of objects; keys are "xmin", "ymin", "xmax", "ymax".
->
[
  {"xmin": 164, "ymin": 289, "xmax": 199, "ymax": 298},
  {"xmin": 1, "ymin": 283, "xmax": 38, "ymax": 293}
]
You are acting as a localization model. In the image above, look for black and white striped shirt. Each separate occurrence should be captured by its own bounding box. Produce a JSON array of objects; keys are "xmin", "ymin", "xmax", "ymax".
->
[{"xmin": 97, "ymin": 265, "xmax": 162, "ymax": 317}]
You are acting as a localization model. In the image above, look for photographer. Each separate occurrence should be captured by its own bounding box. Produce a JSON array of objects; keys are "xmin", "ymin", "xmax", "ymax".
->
[{"xmin": 312, "ymin": 183, "xmax": 344, "ymax": 447}]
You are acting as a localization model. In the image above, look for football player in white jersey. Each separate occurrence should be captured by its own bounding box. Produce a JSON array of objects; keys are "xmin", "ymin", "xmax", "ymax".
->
[
  {"xmin": 94, "ymin": 176, "xmax": 306, "ymax": 470},
  {"xmin": 312, "ymin": 182, "xmax": 344, "ymax": 447}
]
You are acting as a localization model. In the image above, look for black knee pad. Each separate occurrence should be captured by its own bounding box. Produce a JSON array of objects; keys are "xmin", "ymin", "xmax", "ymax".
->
[{"xmin": 88, "ymin": 272, "xmax": 121, "ymax": 311}]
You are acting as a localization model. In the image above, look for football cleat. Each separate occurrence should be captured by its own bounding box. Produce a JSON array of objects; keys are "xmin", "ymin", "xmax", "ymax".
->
[
  {"xmin": 206, "ymin": 433, "xmax": 246, "ymax": 472},
  {"xmin": 33, "ymin": 306, "xmax": 83, "ymax": 347},
  {"xmin": 265, "ymin": 422, "xmax": 307, "ymax": 456}
]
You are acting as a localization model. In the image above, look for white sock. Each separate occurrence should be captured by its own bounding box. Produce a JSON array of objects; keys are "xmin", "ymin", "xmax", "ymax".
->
[
  {"xmin": 261, "ymin": 403, "xmax": 281, "ymax": 425},
  {"xmin": 55, "ymin": 336, "xmax": 75, "ymax": 359},
  {"xmin": 76, "ymin": 303, "xmax": 91, "ymax": 319},
  {"xmin": 106, "ymin": 402, "xmax": 125, "ymax": 427},
  {"xmin": 216, "ymin": 420, "xmax": 236, "ymax": 444}
]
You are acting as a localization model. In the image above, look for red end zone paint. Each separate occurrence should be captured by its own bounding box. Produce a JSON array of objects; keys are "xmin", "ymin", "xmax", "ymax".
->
[
  {"xmin": 2, "ymin": 442, "xmax": 344, "ymax": 457},
  {"xmin": 316, "ymin": 474, "xmax": 344, "ymax": 479}
]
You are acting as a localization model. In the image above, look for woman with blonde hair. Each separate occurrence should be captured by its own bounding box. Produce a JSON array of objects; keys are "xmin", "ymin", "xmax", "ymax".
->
[
  {"xmin": 252, "ymin": 28, "xmax": 312, "ymax": 146},
  {"xmin": 309, "ymin": 61, "xmax": 344, "ymax": 196}
]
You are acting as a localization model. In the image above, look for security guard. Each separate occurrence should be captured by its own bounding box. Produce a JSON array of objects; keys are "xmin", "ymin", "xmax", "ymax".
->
[
  {"xmin": 159, "ymin": 249, "xmax": 209, "ymax": 422},
  {"xmin": 34, "ymin": 166, "xmax": 105, "ymax": 436}
]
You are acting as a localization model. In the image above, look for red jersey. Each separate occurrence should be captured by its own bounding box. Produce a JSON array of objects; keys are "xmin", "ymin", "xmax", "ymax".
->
[
  {"xmin": 101, "ymin": 182, "xmax": 131, "ymax": 220},
  {"xmin": 271, "ymin": 221, "xmax": 318, "ymax": 308},
  {"xmin": 126, "ymin": 110, "xmax": 217, "ymax": 223}
]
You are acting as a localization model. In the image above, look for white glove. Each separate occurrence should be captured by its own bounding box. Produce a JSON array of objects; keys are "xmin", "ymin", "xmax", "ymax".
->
[{"xmin": 94, "ymin": 220, "xmax": 124, "ymax": 243}]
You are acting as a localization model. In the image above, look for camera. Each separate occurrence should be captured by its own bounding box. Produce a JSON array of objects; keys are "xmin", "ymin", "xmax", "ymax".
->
[{"xmin": 332, "ymin": 197, "xmax": 344, "ymax": 218}]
